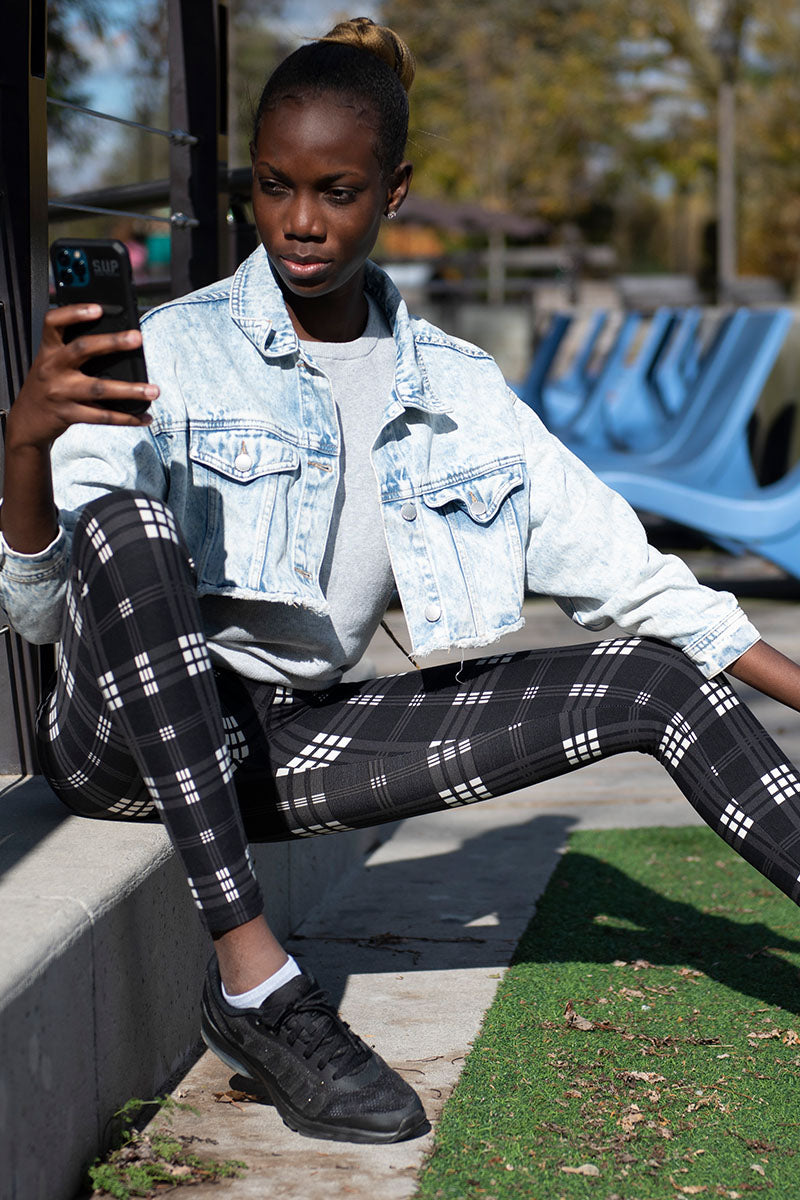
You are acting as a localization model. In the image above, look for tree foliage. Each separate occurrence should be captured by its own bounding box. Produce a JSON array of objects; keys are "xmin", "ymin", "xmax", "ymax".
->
[
  {"xmin": 46, "ymin": 0, "xmax": 800, "ymax": 280},
  {"xmin": 383, "ymin": 0, "xmax": 800, "ymax": 281},
  {"xmin": 46, "ymin": 0, "xmax": 106, "ymax": 141}
]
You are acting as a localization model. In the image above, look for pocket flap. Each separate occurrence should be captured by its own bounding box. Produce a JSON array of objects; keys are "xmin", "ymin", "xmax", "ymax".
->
[
  {"xmin": 189, "ymin": 428, "xmax": 300, "ymax": 482},
  {"xmin": 421, "ymin": 462, "xmax": 524, "ymax": 523}
]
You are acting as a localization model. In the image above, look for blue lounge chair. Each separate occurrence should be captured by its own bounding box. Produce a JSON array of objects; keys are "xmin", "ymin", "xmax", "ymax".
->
[
  {"xmin": 540, "ymin": 309, "xmax": 611, "ymax": 428},
  {"xmin": 650, "ymin": 307, "xmax": 702, "ymax": 417},
  {"xmin": 511, "ymin": 311, "xmax": 572, "ymax": 415},
  {"xmin": 565, "ymin": 307, "xmax": 679, "ymax": 451},
  {"xmin": 600, "ymin": 456, "xmax": 800, "ymax": 578},
  {"xmin": 588, "ymin": 310, "xmax": 796, "ymax": 572},
  {"xmin": 576, "ymin": 309, "xmax": 785, "ymax": 481}
]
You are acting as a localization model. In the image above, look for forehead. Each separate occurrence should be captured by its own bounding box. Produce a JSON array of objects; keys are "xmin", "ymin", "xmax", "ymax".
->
[{"xmin": 255, "ymin": 96, "xmax": 381, "ymax": 172}]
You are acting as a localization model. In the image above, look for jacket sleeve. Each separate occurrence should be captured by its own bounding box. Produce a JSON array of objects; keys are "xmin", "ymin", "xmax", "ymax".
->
[
  {"xmin": 509, "ymin": 393, "xmax": 759, "ymax": 678},
  {"xmin": 0, "ymin": 424, "xmax": 167, "ymax": 644}
]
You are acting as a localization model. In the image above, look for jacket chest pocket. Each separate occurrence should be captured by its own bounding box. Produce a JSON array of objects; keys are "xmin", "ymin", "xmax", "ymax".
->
[
  {"xmin": 420, "ymin": 462, "xmax": 526, "ymax": 622},
  {"xmin": 187, "ymin": 428, "xmax": 300, "ymax": 589}
]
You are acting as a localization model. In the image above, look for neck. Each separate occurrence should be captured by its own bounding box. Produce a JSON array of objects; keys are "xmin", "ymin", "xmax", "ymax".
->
[{"xmin": 284, "ymin": 282, "xmax": 369, "ymax": 344}]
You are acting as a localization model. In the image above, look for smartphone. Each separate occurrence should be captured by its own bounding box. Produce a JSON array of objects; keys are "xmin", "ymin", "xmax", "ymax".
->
[{"xmin": 49, "ymin": 238, "xmax": 150, "ymax": 415}]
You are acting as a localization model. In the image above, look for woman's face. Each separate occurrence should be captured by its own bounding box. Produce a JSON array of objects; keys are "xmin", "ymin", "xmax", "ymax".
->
[{"xmin": 251, "ymin": 96, "xmax": 410, "ymax": 322}]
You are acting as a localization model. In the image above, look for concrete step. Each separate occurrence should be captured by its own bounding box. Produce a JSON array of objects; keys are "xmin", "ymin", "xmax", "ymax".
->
[{"xmin": 0, "ymin": 774, "xmax": 385, "ymax": 1200}]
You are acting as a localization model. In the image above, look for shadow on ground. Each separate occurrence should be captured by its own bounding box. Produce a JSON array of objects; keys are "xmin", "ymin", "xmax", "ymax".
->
[{"xmin": 514, "ymin": 847, "xmax": 800, "ymax": 1014}]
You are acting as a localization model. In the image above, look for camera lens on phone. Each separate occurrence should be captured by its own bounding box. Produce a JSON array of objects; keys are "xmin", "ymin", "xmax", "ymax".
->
[
  {"xmin": 57, "ymin": 248, "xmax": 71, "ymax": 266},
  {"xmin": 63, "ymin": 268, "xmax": 75, "ymax": 283}
]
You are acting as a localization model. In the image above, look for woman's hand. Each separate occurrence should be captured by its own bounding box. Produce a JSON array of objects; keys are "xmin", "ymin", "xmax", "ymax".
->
[
  {"xmin": 7, "ymin": 303, "xmax": 159, "ymax": 451},
  {"xmin": 1, "ymin": 304, "xmax": 159, "ymax": 555}
]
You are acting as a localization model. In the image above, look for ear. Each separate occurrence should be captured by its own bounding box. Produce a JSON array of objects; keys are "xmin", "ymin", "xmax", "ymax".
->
[{"xmin": 384, "ymin": 161, "xmax": 413, "ymax": 219}]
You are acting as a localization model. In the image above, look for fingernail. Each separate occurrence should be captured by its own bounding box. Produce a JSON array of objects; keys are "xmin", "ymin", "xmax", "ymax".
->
[{"xmin": 144, "ymin": 385, "xmax": 159, "ymax": 399}]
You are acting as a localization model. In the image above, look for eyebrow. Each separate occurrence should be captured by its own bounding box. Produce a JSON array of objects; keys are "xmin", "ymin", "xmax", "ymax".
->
[{"xmin": 254, "ymin": 160, "xmax": 365, "ymax": 186}]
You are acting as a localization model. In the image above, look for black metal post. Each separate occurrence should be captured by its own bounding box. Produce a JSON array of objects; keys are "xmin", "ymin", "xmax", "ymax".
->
[
  {"xmin": 0, "ymin": 0, "xmax": 50, "ymax": 774},
  {"xmin": 168, "ymin": 0, "xmax": 229, "ymax": 297}
]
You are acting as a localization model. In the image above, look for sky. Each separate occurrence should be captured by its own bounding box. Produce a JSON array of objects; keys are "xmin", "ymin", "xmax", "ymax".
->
[{"xmin": 49, "ymin": 1, "xmax": 380, "ymax": 192}]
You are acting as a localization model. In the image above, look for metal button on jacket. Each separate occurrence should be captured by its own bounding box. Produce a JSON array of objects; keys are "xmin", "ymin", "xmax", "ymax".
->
[
  {"xmin": 424, "ymin": 603, "xmax": 441, "ymax": 622},
  {"xmin": 234, "ymin": 451, "xmax": 253, "ymax": 472},
  {"xmin": 469, "ymin": 499, "xmax": 487, "ymax": 518},
  {"xmin": 401, "ymin": 501, "xmax": 417, "ymax": 521}
]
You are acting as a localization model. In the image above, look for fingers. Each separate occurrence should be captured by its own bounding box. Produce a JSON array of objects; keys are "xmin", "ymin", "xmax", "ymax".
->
[
  {"xmin": 63, "ymin": 326, "xmax": 143, "ymax": 367},
  {"xmin": 41, "ymin": 302, "xmax": 103, "ymax": 344},
  {"xmin": 44, "ymin": 302, "xmax": 103, "ymax": 327},
  {"xmin": 71, "ymin": 374, "xmax": 159, "ymax": 413},
  {"xmin": 62, "ymin": 400, "xmax": 154, "ymax": 428},
  {"xmin": 42, "ymin": 305, "xmax": 144, "ymax": 365}
]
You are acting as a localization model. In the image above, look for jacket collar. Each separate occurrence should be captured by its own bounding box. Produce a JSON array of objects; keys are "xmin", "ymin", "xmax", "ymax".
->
[{"xmin": 228, "ymin": 247, "xmax": 450, "ymax": 414}]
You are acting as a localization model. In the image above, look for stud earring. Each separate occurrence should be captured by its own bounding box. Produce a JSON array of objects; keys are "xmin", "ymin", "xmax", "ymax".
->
[{"xmin": 386, "ymin": 210, "xmax": 397, "ymax": 221}]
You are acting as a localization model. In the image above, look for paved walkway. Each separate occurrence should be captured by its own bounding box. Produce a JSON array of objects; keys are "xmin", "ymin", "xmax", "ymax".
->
[{"xmin": 137, "ymin": 578, "xmax": 800, "ymax": 1199}]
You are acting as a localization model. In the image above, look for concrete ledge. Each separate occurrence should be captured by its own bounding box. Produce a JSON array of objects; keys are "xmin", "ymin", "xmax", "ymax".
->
[{"xmin": 0, "ymin": 774, "xmax": 386, "ymax": 1200}]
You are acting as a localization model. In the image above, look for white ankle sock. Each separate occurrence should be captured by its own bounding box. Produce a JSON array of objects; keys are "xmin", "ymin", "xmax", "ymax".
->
[{"xmin": 221, "ymin": 955, "xmax": 302, "ymax": 1009}]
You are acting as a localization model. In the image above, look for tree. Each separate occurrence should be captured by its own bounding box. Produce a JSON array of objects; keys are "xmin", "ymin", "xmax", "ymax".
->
[
  {"xmin": 382, "ymin": 0, "xmax": 800, "ymax": 281},
  {"xmin": 384, "ymin": 0, "xmax": 637, "ymax": 225},
  {"xmin": 46, "ymin": 0, "xmax": 106, "ymax": 143}
]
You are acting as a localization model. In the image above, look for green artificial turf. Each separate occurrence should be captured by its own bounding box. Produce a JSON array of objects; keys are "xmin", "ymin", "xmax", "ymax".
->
[{"xmin": 415, "ymin": 826, "xmax": 800, "ymax": 1200}]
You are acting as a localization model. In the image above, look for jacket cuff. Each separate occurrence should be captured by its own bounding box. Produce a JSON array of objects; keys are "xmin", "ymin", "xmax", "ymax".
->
[
  {"xmin": 682, "ymin": 607, "xmax": 761, "ymax": 678},
  {"xmin": 0, "ymin": 525, "xmax": 67, "ymax": 574}
]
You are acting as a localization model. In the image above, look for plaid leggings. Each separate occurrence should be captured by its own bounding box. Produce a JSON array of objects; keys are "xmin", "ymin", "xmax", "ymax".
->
[{"xmin": 38, "ymin": 491, "xmax": 800, "ymax": 934}]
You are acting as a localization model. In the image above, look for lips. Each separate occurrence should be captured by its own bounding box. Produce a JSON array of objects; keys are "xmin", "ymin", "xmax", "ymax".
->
[{"xmin": 280, "ymin": 255, "xmax": 331, "ymax": 279}]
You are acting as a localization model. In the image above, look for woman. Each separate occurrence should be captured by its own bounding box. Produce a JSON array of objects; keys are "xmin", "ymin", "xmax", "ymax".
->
[{"xmin": 2, "ymin": 17, "xmax": 800, "ymax": 1146}]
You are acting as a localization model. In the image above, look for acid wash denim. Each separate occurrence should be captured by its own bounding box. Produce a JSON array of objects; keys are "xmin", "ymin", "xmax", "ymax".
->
[{"xmin": 0, "ymin": 248, "xmax": 758, "ymax": 678}]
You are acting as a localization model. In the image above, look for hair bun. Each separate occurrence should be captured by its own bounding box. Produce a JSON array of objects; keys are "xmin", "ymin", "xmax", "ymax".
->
[{"xmin": 320, "ymin": 16, "xmax": 415, "ymax": 93}]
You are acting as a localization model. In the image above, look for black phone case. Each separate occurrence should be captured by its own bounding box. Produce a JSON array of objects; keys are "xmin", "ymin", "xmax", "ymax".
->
[{"xmin": 50, "ymin": 238, "xmax": 149, "ymax": 413}]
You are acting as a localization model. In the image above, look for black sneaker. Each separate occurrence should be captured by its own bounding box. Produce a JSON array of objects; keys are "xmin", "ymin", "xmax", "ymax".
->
[{"xmin": 201, "ymin": 960, "xmax": 427, "ymax": 1143}]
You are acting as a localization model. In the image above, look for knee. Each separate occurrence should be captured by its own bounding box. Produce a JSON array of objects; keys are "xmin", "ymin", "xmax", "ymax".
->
[
  {"xmin": 75, "ymin": 488, "xmax": 163, "ymax": 534},
  {"xmin": 626, "ymin": 638, "xmax": 709, "ymax": 711},
  {"xmin": 73, "ymin": 491, "xmax": 185, "ymax": 563}
]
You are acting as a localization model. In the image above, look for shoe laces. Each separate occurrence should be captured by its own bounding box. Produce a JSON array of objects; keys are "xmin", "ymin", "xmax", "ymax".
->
[{"xmin": 271, "ymin": 985, "xmax": 371, "ymax": 1079}]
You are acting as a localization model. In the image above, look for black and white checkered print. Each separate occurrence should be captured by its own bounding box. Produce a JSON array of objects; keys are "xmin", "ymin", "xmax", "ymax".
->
[{"xmin": 39, "ymin": 491, "xmax": 800, "ymax": 933}]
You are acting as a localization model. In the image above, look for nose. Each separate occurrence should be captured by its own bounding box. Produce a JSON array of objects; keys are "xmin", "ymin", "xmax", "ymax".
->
[{"xmin": 284, "ymin": 190, "xmax": 325, "ymax": 242}]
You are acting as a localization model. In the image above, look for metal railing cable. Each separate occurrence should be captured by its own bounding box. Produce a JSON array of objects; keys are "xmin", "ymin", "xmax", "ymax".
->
[
  {"xmin": 47, "ymin": 97, "xmax": 198, "ymax": 145},
  {"xmin": 48, "ymin": 200, "xmax": 198, "ymax": 227},
  {"xmin": 46, "ymin": 97, "xmax": 200, "ymax": 229}
]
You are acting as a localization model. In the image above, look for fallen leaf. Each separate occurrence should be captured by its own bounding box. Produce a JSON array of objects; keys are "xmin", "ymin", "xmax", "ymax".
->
[
  {"xmin": 669, "ymin": 1178, "xmax": 707, "ymax": 1195},
  {"xmin": 164, "ymin": 1164, "xmax": 193, "ymax": 1178},
  {"xmin": 750, "ymin": 1164, "xmax": 766, "ymax": 1176},
  {"xmin": 620, "ymin": 1070, "xmax": 666, "ymax": 1084},
  {"xmin": 212, "ymin": 1088, "xmax": 261, "ymax": 1109},
  {"xmin": 560, "ymin": 1163, "xmax": 600, "ymax": 1176},
  {"xmin": 620, "ymin": 1104, "xmax": 645, "ymax": 1134},
  {"xmin": 564, "ymin": 1000, "xmax": 596, "ymax": 1031},
  {"xmin": 783, "ymin": 1029, "xmax": 800, "ymax": 1045}
]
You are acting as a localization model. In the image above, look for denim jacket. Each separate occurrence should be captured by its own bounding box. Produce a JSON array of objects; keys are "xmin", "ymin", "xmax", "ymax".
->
[{"xmin": 0, "ymin": 248, "xmax": 758, "ymax": 677}]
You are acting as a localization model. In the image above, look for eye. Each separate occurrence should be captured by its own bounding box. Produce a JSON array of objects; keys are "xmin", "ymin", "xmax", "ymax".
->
[
  {"xmin": 326, "ymin": 188, "xmax": 358, "ymax": 205},
  {"xmin": 258, "ymin": 178, "xmax": 288, "ymax": 196}
]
